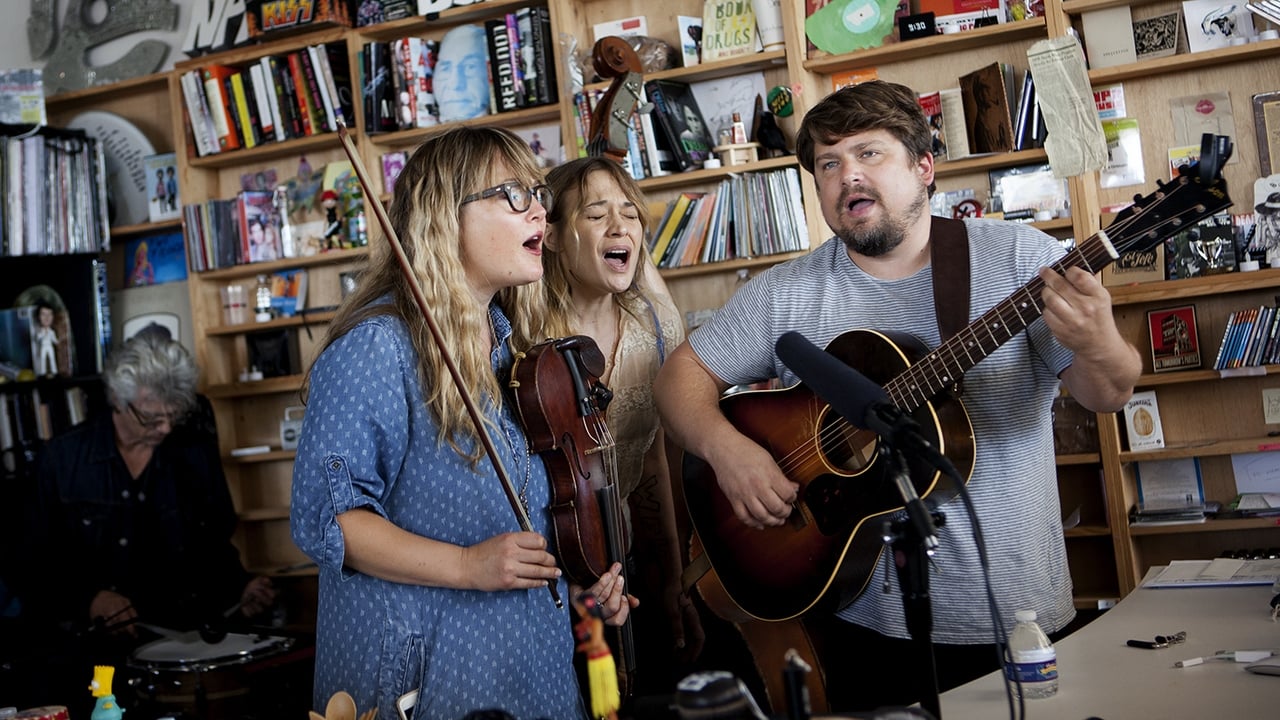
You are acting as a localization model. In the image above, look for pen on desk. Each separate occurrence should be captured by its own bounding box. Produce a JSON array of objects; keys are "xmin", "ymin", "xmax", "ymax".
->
[{"xmin": 1174, "ymin": 657, "xmax": 1204, "ymax": 668}]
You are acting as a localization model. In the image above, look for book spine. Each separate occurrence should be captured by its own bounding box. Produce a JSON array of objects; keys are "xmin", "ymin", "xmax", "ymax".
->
[
  {"xmin": 505, "ymin": 12, "xmax": 527, "ymax": 108},
  {"xmin": 229, "ymin": 71, "xmax": 258, "ymax": 149},
  {"xmin": 248, "ymin": 62, "xmax": 277, "ymax": 143},
  {"xmin": 485, "ymin": 18, "xmax": 519, "ymax": 113},
  {"xmin": 286, "ymin": 51, "xmax": 316, "ymax": 136},
  {"xmin": 256, "ymin": 58, "xmax": 286, "ymax": 142},
  {"xmin": 269, "ymin": 55, "xmax": 302, "ymax": 139},
  {"xmin": 529, "ymin": 6, "xmax": 555, "ymax": 105},
  {"xmin": 202, "ymin": 65, "xmax": 241, "ymax": 151},
  {"xmin": 324, "ymin": 42, "xmax": 356, "ymax": 128},
  {"xmin": 307, "ymin": 45, "xmax": 338, "ymax": 132},
  {"xmin": 644, "ymin": 80, "xmax": 691, "ymax": 170},
  {"xmin": 298, "ymin": 47, "xmax": 330, "ymax": 133}
]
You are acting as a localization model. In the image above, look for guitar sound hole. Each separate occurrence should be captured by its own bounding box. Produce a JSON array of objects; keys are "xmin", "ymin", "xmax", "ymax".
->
[{"xmin": 820, "ymin": 417, "xmax": 876, "ymax": 474}]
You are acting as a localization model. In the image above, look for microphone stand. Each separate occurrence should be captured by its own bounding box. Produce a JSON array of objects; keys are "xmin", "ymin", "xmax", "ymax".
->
[{"xmin": 879, "ymin": 441, "xmax": 945, "ymax": 720}]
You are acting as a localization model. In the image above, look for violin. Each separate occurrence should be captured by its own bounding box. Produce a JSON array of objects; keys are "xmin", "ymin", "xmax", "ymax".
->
[{"xmin": 506, "ymin": 36, "xmax": 648, "ymax": 700}]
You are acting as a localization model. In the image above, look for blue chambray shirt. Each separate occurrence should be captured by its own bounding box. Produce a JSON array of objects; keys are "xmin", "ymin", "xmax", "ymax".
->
[{"xmin": 290, "ymin": 304, "xmax": 584, "ymax": 719}]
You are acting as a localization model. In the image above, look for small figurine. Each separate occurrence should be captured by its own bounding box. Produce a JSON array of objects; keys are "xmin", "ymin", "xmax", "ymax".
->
[
  {"xmin": 34, "ymin": 302, "xmax": 59, "ymax": 377},
  {"xmin": 321, "ymin": 189, "xmax": 344, "ymax": 251},
  {"xmin": 88, "ymin": 665, "xmax": 124, "ymax": 720},
  {"xmin": 572, "ymin": 592, "xmax": 619, "ymax": 720}
]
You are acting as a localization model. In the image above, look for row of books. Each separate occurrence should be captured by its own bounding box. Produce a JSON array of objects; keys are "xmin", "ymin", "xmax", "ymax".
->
[
  {"xmin": 362, "ymin": 8, "xmax": 558, "ymax": 132},
  {"xmin": 916, "ymin": 61, "xmax": 1044, "ymax": 163},
  {"xmin": 0, "ymin": 128, "xmax": 109, "ymax": 256},
  {"xmin": 649, "ymin": 168, "xmax": 810, "ymax": 269},
  {"xmin": 180, "ymin": 42, "xmax": 354, "ymax": 157},
  {"xmin": 182, "ymin": 191, "xmax": 284, "ymax": 272},
  {"xmin": 1211, "ymin": 303, "xmax": 1280, "ymax": 370}
]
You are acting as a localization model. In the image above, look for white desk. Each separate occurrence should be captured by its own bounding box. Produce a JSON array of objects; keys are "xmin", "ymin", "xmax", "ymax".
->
[{"xmin": 936, "ymin": 580, "xmax": 1280, "ymax": 719}]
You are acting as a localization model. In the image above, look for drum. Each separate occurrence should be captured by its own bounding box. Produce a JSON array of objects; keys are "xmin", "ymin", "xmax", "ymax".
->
[{"xmin": 127, "ymin": 632, "xmax": 293, "ymax": 719}]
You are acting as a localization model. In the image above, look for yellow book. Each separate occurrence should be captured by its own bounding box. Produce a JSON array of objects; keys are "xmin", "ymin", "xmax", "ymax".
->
[
  {"xmin": 650, "ymin": 192, "xmax": 699, "ymax": 266},
  {"xmin": 229, "ymin": 71, "xmax": 257, "ymax": 149}
]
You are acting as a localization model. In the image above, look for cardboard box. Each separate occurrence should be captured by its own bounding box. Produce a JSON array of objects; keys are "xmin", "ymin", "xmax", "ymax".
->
[{"xmin": 246, "ymin": 0, "xmax": 355, "ymax": 38}]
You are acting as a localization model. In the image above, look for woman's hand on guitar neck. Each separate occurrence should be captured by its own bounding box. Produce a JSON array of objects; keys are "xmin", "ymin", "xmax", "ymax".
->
[{"xmin": 709, "ymin": 434, "xmax": 798, "ymax": 529}]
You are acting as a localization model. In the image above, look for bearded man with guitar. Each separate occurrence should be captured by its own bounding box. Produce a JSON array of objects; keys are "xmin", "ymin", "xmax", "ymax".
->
[{"xmin": 653, "ymin": 80, "xmax": 1153, "ymax": 712}]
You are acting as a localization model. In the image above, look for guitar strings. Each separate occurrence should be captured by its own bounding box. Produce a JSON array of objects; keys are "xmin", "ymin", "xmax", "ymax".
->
[{"xmin": 768, "ymin": 187, "xmax": 1212, "ymax": 484}]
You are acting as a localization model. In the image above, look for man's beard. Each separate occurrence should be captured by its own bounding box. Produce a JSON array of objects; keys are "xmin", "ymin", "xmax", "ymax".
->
[{"xmin": 835, "ymin": 186, "xmax": 928, "ymax": 258}]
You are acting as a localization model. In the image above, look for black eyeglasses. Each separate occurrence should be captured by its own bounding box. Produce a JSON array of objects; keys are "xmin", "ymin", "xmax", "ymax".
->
[
  {"xmin": 460, "ymin": 181, "xmax": 553, "ymax": 214},
  {"xmin": 126, "ymin": 402, "xmax": 178, "ymax": 430}
]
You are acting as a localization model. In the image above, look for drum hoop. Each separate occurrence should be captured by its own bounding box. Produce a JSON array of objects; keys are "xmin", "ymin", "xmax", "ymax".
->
[{"xmin": 131, "ymin": 634, "xmax": 294, "ymax": 673}]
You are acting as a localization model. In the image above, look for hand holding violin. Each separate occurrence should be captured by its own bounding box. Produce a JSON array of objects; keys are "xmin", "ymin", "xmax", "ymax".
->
[{"xmin": 575, "ymin": 561, "xmax": 637, "ymax": 627}]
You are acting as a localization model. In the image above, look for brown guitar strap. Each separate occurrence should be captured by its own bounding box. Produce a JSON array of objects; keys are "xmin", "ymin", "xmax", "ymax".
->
[{"xmin": 929, "ymin": 215, "xmax": 971, "ymax": 392}]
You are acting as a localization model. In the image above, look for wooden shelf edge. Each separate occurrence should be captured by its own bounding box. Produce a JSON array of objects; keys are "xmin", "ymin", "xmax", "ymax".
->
[
  {"xmin": 1120, "ymin": 436, "xmax": 1280, "ymax": 462},
  {"xmin": 196, "ymin": 247, "xmax": 369, "ymax": 281},
  {"xmin": 174, "ymin": 26, "xmax": 350, "ymax": 72},
  {"xmin": 188, "ymin": 131, "xmax": 346, "ymax": 169},
  {"xmin": 585, "ymin": 51, "xmax": 788, "ymax": 91},
  {"xmin": 1088, "ymin": 39, "xmax": 1280, "ymax": 84},
  {"xmin": 638, "ymin": 156, "xmax": 800, "ymax": 192},
  {"xmin": 207, "ymin": 310, "xmax": 339, "ymax": 336},
  {"xmin": 1072, "ymin": 593, "xmax": 1120, "ymax": 610},
  {"xmin": 368, "ymin": 104, "xmax": 561, "ymax": 147},
  {"xmin": 1065, "ymin": 524, "xmax": 1112, "ymax": 538},
  {"xmin": 934, "ymin": 148, "xmax": 1049, "ymax": 178},
  {"xmin": 803, "ymin": 19, "xmax": 1047, "ymax": 74},
  {"xmin": 1057, "ymin": 452, "xmax": 1101, "ymax": 465},
  {"xmin": 205, "ymin": 374, "xmax": 304, "ymax": 398},
  {"xmin": 1134, "ymin": 365, "xmax": 1275, "ymax": 388},
  {"xmin": 110, "ymin": 218, "xmax": 183, "ymax": 239},
  {"xmin": 1061, "ymin": 0, "xmax": 1168, "ymax": 13},
  {"xmin": 1129, "ymin": 516, "xmax": 1280, "ymax": 535},
  {"xmin": 229, "ymin": 449, "xmax": 296, "ymax": 464},
  {"xmin": 1108, "ymin": 268, "xmax": 1280, "ymax": 306},
  {"xmin": 659, "ymin": 250, "xmax": 810, "ymax": 279},
  {"xmin": 357, "ymin": 0, "xmax": 535, "ymax": 39},
  {"xmin": 45, "ymin": 71, "xmax": 171, "ymax": 108}
]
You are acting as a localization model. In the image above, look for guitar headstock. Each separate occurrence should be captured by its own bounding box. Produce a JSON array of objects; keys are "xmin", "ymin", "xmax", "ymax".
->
[{"xmin": 1105, "ymin": 133, "xmax": 1234, "ymax": 256}]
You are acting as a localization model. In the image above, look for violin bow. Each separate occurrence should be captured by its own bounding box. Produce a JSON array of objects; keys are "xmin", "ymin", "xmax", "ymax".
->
[{"xmin": 335, "ymin": 120, "xmax": 562, "ymax": 608}]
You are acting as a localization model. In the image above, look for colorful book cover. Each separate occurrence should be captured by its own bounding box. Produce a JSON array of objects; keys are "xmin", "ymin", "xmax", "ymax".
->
[
  {"xmin": 238, "ymin": 190, "xmax": 280, "ymax": 263},
  {"xmin": 125, "ymin": 231, "xmax": 188, "ymax": 287},
  {"xmin": 144, "ymin": 152, "xmax": 180, "ymax": 222}
]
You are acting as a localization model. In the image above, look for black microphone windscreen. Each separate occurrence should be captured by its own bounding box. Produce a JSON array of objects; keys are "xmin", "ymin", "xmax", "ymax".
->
[{"xmin": 775, "ymin": 331, "xmax": 888, "ymax": 431}]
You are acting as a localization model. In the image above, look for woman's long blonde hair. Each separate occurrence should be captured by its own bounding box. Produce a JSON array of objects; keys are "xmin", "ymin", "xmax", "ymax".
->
[{"xmin": 308, "ymin": 126, "xmax": 550, "ymax": 461}]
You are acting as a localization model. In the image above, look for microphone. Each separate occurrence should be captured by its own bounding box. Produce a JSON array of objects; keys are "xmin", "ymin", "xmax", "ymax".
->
[{"xmin": 774, "ymin": 331, "xmax": 949, "ymax": 547}]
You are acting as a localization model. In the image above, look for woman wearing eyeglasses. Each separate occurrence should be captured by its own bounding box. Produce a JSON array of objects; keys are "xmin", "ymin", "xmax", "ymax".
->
[
  {"xmin": 290, "ymin": 127, "xmax": 631, "ymax": 719},
  {"xmin": 13, "ymin": 330, "xmax": 276, "ymax": 713}
]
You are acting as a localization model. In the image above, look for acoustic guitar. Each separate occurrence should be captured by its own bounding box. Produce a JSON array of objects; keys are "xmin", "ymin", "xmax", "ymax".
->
[{"xmin": 683, "ymin": 137, "xmax": 1234, "ymax": 622}]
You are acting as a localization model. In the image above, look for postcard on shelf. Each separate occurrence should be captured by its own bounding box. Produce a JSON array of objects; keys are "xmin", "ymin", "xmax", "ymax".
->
[
  {"xmin": 144, "ymin": 152, "xmax": 180, "ymax": 223},
  {"xmin": 1229, "ymin": 452, "xmax": 1280, "ymax": 494},
  {"xmin": 678, "ymin": 15, "xmax": 703, "ymax": 66},
  {"xmin": 1169, "ymin": 92, "xmax": 1236, "ymax": 159},
  {"xmin": 1080, "ymin": 6, "xmax": 1137, "ymax": 69},
  {"xmin": 1123, "ymin": 389, "xmax": 1165, "ymax": 451},
  {"xmin": 1135, "ymin": 457, "xmax": 1204, "ymax": 511},
  {"xmin": 1093, "ymin": 84, "xmax": 1126, "ymax": 120},
  {"xmin": 1168, "ymin": 144, "xmax": 1200, "ymax": 179},
  {"xmin": 0, "ymin": 68, "xmax": 45, "ymax": 126},
  {"xmin": 1255, "ymin": 91, "xmax": 1280, "ymax": 176},
  {"xmin": 1100, "ymin": 117, "xmax": 1145, "ymax": 189},
  {"xmin": 1132, "ymin": 11, "xmax": 1182, "ymax": 60},
  {"xmin": 1102, "ymin": 243, "xmax": 1164, "ymax": 287},
  {"xmin": 381, "ymin": 151, "xmax": 406, "ymax": 195},
  {"xmin": 592, "ymin": 15, "xmax": 647, "ymax": 41},
  {"xmin": 1181, "ymin": 0, "xmax": 1254, "ymax": 52},
  {"xmin": 125, "ymin": 231, "xmax": 188, "ymax": 288},
  {"xmin": 831, "ymin": 67, "xmax": 879, "ymax": 92},
  {"xmin": 1147, "ymin": 305, "xmax": 1202, "ymax": 372}
]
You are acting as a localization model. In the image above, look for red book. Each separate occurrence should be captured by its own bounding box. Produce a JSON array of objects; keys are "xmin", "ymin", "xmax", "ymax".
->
[
  {"xmin": 286, "ymin": 51, "xmax": 317, "ymax": 136},
  {"xmin": 201, "ymin": 63, "xmax": 242, "ymax": 151}
]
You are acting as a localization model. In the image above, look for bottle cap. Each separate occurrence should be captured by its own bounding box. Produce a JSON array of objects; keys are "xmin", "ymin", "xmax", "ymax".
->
[
  {"xmin": 702, "ymin": 157, "xmax": 722, "ymax": 169},
  {"xmin": 1015, "ymin": 609, "xmax": 1037, "ymax": 622}
]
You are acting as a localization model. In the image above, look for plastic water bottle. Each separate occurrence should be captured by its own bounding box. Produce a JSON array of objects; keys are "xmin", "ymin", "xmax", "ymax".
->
[{"xmin": 1005, "ymin": 609, "xmax": 1058, "ymax": 698}]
